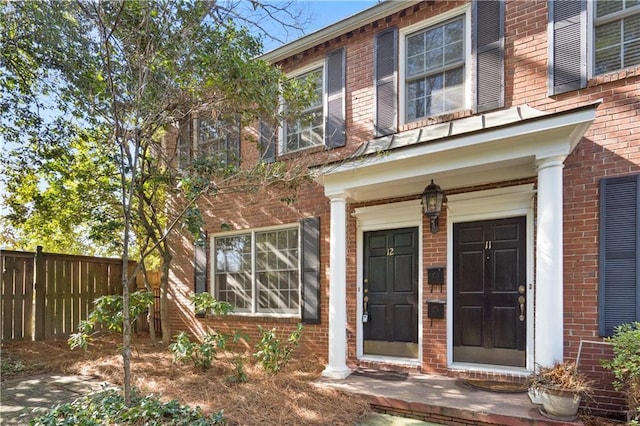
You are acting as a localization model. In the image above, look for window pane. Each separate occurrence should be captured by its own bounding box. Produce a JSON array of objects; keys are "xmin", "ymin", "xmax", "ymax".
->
[
  {"xmin": 597, "ymin": 0, "xmax": 623, "ymax": 18},
  {"xmin": 407, "ymin": 34, "xmax": 425, "ymax": 77},
  {"xmin": 407, "ymin": 80, "xmax": 426, "ymax": 121},
  {"xmin": 444, "ymin": 68, "xmax": 464, "ymax": 112},
  {"xmin": 625, "ymin": 38, "xmax": 640, "ymax": 67},
  {"xmin": 624, "ymin": 13, "xmax": 640, "ymax": 42},
  {"xmin": 284, "ymin": 68, "xmax": 324, "ymax": 153},
  {"xmin": 444, "ymin": 41, "xmax": 463, "ymax": 66},
  {"xmin": 445, "ymin": 19, "xmax": 464, "ymax": 45},
  {"xmin": 425, "ymin": 26, "xmax": 444, "ymax": 52},
  {"xmin": 407, "ymin": 55, "xmax": 424, "ymax": 77},
  {"xmin": 596, "ymin": 21, "xmax": 621, "ymax": 51},
  {"xmin": 405, "ymin": 16, "xmax": 464, "ymax": 121},
  {"xmin": 426, "ymin": 74, "xmax": 444, "ymax": 116},
  {"xmin": 255, "ymin": 228, "xmax": 300, "ymax": 314},
  {"xmin": 215, "ymin": 235, "xmax": 252, "ymax": 311},
  {"xmin": 595, "ymin": 21, "xmax": 622, "ymax": 73},
  {"xmin": 594, "ymin": 2, "xmax": 640, "ymax": 74},
  {"xmin": 425, "ymin": 47, "xmax": 443, "ymax": 72},
  {"xmin": 195, "ymin": 116, "xmax": 237, "ymax": 166}
]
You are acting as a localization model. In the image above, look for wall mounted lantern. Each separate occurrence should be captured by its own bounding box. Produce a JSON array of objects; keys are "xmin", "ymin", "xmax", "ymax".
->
[{"xmin": 421, "ymin": 179, "xmax": 444, "ymax": 234}]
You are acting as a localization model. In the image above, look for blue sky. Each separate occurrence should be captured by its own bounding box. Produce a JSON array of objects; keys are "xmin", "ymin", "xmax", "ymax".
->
[{"xmin": 261, "ymin": 1, "xmax": 380, "ymax": 51}]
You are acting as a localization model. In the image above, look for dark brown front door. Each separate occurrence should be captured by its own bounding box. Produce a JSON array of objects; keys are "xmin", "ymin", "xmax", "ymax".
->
[
  {"xmin": 363, "ymin": 227, "xmax": 419, "ymax": 358},
  {"xmin": 453, "ymin": 217, "xmax": 526, "ymax": 367}
]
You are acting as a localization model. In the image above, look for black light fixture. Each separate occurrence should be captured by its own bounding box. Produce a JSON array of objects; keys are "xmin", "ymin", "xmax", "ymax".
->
[{"xmin": 422, "ymin": 179, "xmax": 444, "ymax": 234}]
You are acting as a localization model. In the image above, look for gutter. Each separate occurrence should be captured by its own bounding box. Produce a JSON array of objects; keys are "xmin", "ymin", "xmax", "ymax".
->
[{"xmin": 260, "ymin": 0, "xmax": 421, "ymax": 64}]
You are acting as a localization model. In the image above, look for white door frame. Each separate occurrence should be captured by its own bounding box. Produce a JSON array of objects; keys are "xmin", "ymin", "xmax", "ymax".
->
[
  {"xmin": 446, "ymin": 184, "xmax": 536, "ymax": 375},
  {"xmin": 353, "ymin": 199, "xmax": 423, "ymax": 366}
]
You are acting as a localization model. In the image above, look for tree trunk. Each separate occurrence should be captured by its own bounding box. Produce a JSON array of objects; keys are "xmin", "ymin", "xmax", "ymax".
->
[
  {"xmin": 141, "ymin": 263, "xmax": 157, "ymax": 346},
  {"xmin": 160, "ymin": 247, "xmax": 172, "ymax": 345}
]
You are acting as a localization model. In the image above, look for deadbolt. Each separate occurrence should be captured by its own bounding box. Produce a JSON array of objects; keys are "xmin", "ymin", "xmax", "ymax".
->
[{"xmin": 518, "ymin": 285, "xmax": 525, "ymax": 294}]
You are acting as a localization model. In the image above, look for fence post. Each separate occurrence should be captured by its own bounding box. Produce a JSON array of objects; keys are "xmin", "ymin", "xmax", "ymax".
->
[{"xmin": 34, "ymin": 246, "xmax": 45, "ymax": 341}]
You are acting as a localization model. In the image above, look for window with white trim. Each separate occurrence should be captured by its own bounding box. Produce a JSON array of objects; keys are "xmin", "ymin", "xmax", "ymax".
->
[
  {"xmin": 194, "ymin": 115, "xmax": 239, "ymax": 166},
  {"xmin": 214, "ymin": 226, "xmax": 300, "ymax": 315},
  {"xmin": 404, "ymin": 14, "xmax": 466, "ymax": 121},
  {"xmin": 283, "ymin": 67, "xmax": 324, "ymax": 153},
  {"xmin": 593, "ymin": 0, "xmax": 640, "ymax": 75}
]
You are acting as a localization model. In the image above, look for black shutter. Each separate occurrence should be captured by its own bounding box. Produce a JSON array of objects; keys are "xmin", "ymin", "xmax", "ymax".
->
[
  {"xmin": 259, "ymin": 120, "xmax": 275, "ymax": 163},
  {"xmin": 194, "ymin": 235, "xmax": 208, "ymax": 294},
  {"xmin": 325, "ymin": 48, "xmax": 346, "ymax": 148},
  {"xmin": 599, "ymin": 175, "xmax": 640, "ymax": 337},
  {"xmin": 475, "ymin": 0, "xmax": 505, "ymax": 112},
  {"xmin": 374, "ymin": 27, "xmax": 397, "ymax": 137},
  {"xmin": 301, "ymin": 217, "xmax": 320, "ymax": 324},
  {"xmin": 549, "ymin": 0, "xmax": 587, "ymax": 95}
]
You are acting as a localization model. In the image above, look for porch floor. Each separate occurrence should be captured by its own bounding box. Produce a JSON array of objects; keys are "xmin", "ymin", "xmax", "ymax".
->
[{"xmin": 315, "ymin": 371, "xmax": 583, "ymax": 425}]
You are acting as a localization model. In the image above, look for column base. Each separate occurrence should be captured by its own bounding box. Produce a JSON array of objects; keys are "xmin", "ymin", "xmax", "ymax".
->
[{"xmin": 321, "ymin": 365, "xmax": 352, "ymax": 379}]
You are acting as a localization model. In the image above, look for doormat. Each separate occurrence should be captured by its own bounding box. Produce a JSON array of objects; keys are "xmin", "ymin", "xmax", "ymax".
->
[
  {"xmin": 462, "ymin": 379, "xmax": 528, "ymax": 393},
  {"xmin": 352, "ymin": 368, "xmax": 408, "ymax": 381}
]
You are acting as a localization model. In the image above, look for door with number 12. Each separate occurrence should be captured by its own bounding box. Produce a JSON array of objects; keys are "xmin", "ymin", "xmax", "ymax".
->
[{"xmin": 363, "ymin": 227, "xmax": 419, "ymax": 358}]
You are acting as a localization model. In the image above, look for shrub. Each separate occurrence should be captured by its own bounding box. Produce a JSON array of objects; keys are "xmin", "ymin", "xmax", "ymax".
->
[
  {"xmin": 68, "ymin": 290, "xmax": 153, "ymax": 350},
  {"xmin": 192, "ymin": 293, "xmax": 233, "ymax": 318},
  {"xmin": 602, "ymin": 322, "xmax": 640, "ymax": 420},
  {"xmin": 169, "ymin": 331, "xmax": 229, "ymax": 371},
  {"xmin": 229, "ymin": 357, "xmax": 248, "ymax": 384},
  {"xmin": 253, "ymin": 323, "xmax": 303, "ymax": 374},
  {"xmin": 29, "ymin": 388, "xmax": 224, "ymax": 425},
  {"xmin": 170, "ymin": 294, "xmax": 238, "ymax": 371}
]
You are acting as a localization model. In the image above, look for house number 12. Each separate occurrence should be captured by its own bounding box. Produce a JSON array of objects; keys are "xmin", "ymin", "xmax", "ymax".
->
[{"xmin": 387, "ymin": 248, "xmax": 394, "ymax": 256}]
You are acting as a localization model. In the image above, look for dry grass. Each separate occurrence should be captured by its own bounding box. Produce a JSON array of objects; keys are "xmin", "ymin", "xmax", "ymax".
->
[{"xmin": 1, "ymin": 333, "xmax": 371, "ymax": 425}]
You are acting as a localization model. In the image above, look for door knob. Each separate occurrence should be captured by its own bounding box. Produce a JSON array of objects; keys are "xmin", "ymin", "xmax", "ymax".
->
[{"xmin": 518, "ymin": 295, "xmax": 525, "ymax": 321}]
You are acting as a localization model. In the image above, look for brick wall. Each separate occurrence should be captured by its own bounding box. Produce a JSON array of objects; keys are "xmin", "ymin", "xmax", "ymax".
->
[{"xmin": 164, "ymin": 0, "xmax": 639, "ymax": 416}]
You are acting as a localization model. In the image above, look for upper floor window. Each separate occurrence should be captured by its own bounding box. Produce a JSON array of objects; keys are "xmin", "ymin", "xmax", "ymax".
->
[
  {"xmin": 195, "ymin": 116, "xmax": 239, "ymax": 166},
  {"xmin": 283, "ymin": 67, "xmax": 324, "ymax": 153},
  {"xmin": 177, "ymin": 113, "xmax": 239, "ymax": 170},
  {"xmin": 214, "ymin": 226, "xmax": 300, "ymax": 315},
  {"xmin": 401, "ymin": 8, "xmax": 469, "ymax": 123},
  {"xmin": 593, "ymin": 0, "xmax": 640, "ymax": 75}
]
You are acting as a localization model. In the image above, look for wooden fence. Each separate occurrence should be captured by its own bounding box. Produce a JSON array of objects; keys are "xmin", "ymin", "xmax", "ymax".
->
[{"xmin": 1, "ymin": 247, "xmax": 135, "ymax": 342}]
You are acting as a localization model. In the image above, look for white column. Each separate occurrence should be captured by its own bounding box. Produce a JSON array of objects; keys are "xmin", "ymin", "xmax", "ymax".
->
[
  {"xmin": 322, "ymin": 194, "xmax": 351, "ymax": 379},
  {"xmin": 535, "ymin": 156, "xmax": 566, "ymax": 367}
]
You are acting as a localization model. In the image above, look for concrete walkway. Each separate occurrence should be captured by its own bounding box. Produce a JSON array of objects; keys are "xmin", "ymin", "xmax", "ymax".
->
[
  {"xmin": 316, "ymin": 372, "xmax": 582, "ymax": 425},
  {"xmin": 0, "ymin": 374, "xmax": 115, "ymax": 424}
]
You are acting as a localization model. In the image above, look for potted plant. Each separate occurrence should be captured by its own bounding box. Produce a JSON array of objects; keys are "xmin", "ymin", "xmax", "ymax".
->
[{"xmin": 528, "ymin": 361, "xmax": 593, "ymax": 419}]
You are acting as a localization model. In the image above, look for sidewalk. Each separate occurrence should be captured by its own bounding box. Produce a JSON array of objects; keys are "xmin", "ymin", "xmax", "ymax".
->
[{"xmin": 0, "ymin": 373, "xmax": 115, "ymax": 424}]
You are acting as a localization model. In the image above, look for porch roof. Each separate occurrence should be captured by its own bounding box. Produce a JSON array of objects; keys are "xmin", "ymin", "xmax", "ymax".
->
[{"xmin": 314, "ymin": 102, "xmax": 600, "ymax": 202}]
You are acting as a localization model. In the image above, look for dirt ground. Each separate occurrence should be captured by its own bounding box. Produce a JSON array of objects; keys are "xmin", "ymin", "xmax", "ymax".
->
[
  {"xmin": 2, "ymin": 333, "xmax": 630, "ymax": 426},
  {"xmin": 1, "ymin": 333, "xmax": 371, "ymax": 425}
]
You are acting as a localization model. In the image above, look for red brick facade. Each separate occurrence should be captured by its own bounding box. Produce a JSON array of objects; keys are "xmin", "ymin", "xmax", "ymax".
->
[{"xmin": 167, "ymin": 0, "xmax": 638, "ymax": 416}]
